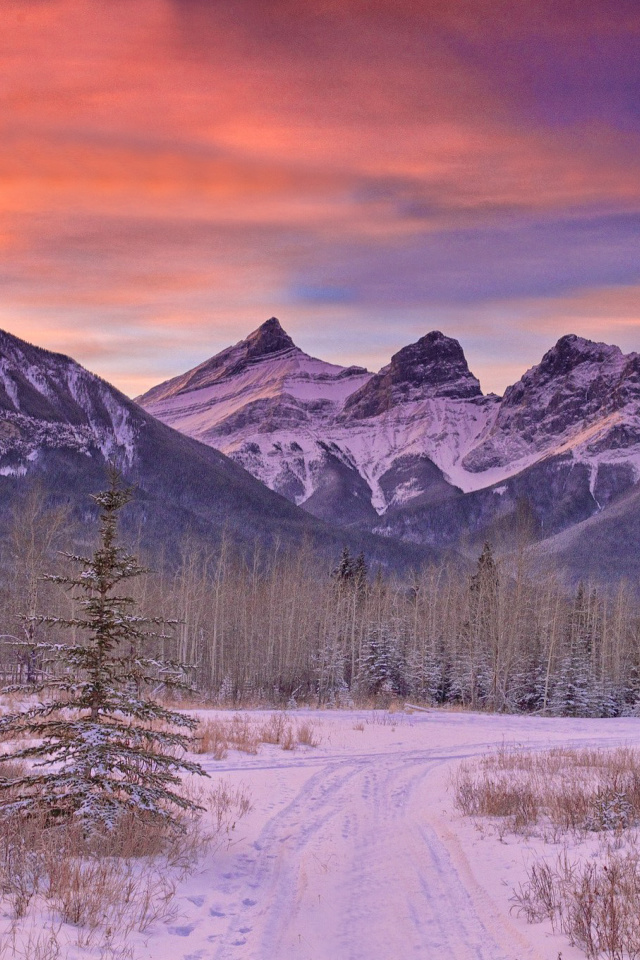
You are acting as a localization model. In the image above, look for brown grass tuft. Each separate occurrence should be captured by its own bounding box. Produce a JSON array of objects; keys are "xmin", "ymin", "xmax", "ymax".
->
[
  {"xmin": 194, "ymin": 712, "xmax": 320, "ymax": 758},
  {"xmin": 453, "ymin": 746, "xmax": 640, "ymax": 839},
  {"xmin": 0, "ymin": 773, "xmax": 251, "ymax": 957},
  {"xmin": 512, "ymin": 850, "xmax": 640, "ymax": 960}
]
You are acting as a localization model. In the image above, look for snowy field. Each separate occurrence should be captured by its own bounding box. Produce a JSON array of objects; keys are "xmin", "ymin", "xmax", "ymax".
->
[{"xmin": 4, "ymin": 707, "xmax": 639, "ymax": 960}]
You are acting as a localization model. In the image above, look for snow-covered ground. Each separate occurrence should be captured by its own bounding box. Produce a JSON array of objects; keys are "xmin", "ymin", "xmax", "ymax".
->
[
  {"xmin": 4, "ymin": 708, "xmax": 638, "ymax": 959},
  {"xmin": 120, "ymin": 708, "xmax": 638, "ymax": 960}
]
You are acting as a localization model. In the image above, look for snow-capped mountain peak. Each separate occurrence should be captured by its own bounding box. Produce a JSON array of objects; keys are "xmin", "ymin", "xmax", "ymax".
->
[
  {"xmin": 343, "ymin": 330, "xmax": 483, "ymax": 421},
  {"xmin": 139, "ymin": 324, "xmax": 640, "ymax": 537},
  {"xmin": 462, "ymin": 333, "xmax": 640, "ymax": 475},
  {"xmin": 139, "ymin": 324, "xmax": 499, "ymax": 520},
  {"xmin": 0, "ymin": 328, "xmax": 141, "ymax": 471},
  {"xmin": 139, "ymin": 317, "xmax": 305, "ymax": 405},
  {"xmin": 244, "ymin": 315, "xmax": 296, "ymax": 357}
]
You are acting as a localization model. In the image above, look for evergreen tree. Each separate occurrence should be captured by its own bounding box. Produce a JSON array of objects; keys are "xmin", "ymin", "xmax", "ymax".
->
[
  {"xmin": 549, "ymin": 655, "xmax": 595, "ymax": 717},
  {"xmin": 363, "ymin": 625, "xmax": 406, "ymax": 695},
  {"xmin": 509, "ymin": 658, "xmax": 547, "ymax": 713},
  {"xmin": 352, "ymin": 552, "xmax": 367, "ymax": 590},
  {"xmin": 333, "ymin": 546, "xmax": 355, "ymax": 584},
  {"xmin": 465, "ymin": 542, "xmax": 500, "ymax": 708},
  {"xmin": 0, "ymin": 468, "xmax": 205, "ymax": 830},
  {"xmin": 550, "ymin": 583, "xmax": 598, "ymax": 716}
]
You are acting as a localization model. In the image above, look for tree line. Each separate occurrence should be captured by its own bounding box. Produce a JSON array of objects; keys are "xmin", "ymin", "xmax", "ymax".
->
[{"xmin": 1, "ymin": 484, "xmax": 639, "ymax": 717}]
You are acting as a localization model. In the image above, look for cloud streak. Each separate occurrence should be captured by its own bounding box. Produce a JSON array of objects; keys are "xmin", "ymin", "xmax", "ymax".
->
[{"xmin": 1, "ymin": 0, "xmax": 639, "ymax": 395}]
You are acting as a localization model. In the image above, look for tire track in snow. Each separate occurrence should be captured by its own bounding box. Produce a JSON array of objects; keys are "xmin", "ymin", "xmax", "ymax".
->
[
  {"xmin": 200, "ymin": 730, "xmax": 636, "ymax": 778},
  {"xmin": 212, "ymin": 750, "xmax": 514, "ymax": 960},
  {"xmin": 202, "ymin": 724, "xmax": 637, "ymax": 959}
]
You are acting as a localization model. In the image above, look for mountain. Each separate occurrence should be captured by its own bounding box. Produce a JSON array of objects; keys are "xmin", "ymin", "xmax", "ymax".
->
[
  {"xmin": 0, "ymin": 327, "xmax": 430, "ymax": 569},
  {"xmin": 139, "ymin": 319, "xmax": 499, "ymax": 524},
  {"xmin": 139, "ymin": 321, "xmax": 640, "ymax": 580},
  {"xmin": 376, "ymin": 333, "xmax": 640, "ymax": 549}
]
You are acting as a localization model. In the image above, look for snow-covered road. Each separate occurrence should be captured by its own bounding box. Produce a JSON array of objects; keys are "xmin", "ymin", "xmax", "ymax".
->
[
  {"xmin": 139, "ymin": 708, "xmax": 638, "ymax": 960},
  {"xmin": 212, "ymin": 750, "xmax": 511, "ymax": 960}
]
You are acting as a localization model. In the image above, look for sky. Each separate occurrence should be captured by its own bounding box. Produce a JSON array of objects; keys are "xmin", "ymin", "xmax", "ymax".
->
[{"xmin": 1, "ymin": 0, "xmax": 639, "ymax": 397}]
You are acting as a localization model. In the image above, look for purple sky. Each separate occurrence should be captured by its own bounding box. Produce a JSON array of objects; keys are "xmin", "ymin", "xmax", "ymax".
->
[{"xmin": 1, "ymin": 0, "xmax": 639, "ymax": 395}]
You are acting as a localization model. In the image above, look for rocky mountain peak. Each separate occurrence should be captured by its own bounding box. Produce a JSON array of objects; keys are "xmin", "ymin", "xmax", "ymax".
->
[
  {"xmin": 462, "ymin": 334, "xmax": 638, "ymax": 474},
  {"xmin": 386, "ymin": 331, "xmax": 481, "ymax": 394},
  {"xmin": 342, "ymin": 331, "xmax": 482, "ymax": 420},
  {"xmin": 137, "ymin": 317, "xmax": 301, "ymax": 404},
  {"xmin": 245, "ymin": 317, "xmax": 296, "ymax": 359},
  {"xmin": 500, "ymin": 334, "xmax": 629, "ymax": 412},
  {"xmin": 535, "ymin": 334, "xmax": 624, "ymax": 380}
]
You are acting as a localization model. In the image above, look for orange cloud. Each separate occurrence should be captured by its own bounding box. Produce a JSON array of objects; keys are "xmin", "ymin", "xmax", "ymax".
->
[{"xmin": 1, "ymin": 0, "xmax": 639, "ymax": 395}]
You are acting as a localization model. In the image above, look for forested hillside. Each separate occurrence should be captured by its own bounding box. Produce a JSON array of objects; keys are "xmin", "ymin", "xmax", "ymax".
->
[{"xmin": 2, "ymin": 489, "xmax": 638, "ymax": 717}]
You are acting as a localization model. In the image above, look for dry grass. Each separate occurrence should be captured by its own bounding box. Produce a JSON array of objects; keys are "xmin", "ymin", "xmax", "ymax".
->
[
  {"xmin": 512, "ymin": 850, "xmax": 640, "ymax": 960},
  {"xmin": 0, "ymin": 774, "xmax": 251, "ymax": 959},
  {"xmin": 194, "ymin": 712, "xmax": 320, "ymax": 757},
  {"xmin": 206, "ymin": 780, "xmax": 252, "ymax": 834},
  {"xmin": 296, "ymin": 721, "xmax": 320, "ymax": 747},
  {"xmin": 455, "ymin": 745, "xmax": 640, "ymax": 959},
  {"xmin": 194, "ymin": 719, "xmax": 229, "ymax": 760},
  {"xmin": 0, "ymin": 923, "xmax": 65, "ymax": 960},
  {"xmin": 259, "ymin": 712, "xmax": 290, "ymax": 745},
  {"xmin": 453, "ymin": 745, "xmax": 640, "ymax": 839}
]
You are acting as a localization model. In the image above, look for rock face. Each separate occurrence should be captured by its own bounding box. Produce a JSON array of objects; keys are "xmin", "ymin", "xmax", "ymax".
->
[
  {"xmin": 0, "ymin": 327, "xmax": 415, "ymax": 566},
  {"xmin": 6, "ymin": 321, "xmax": 640, "ymax": 581},
  {"xmin": 140, "ymin": 317, "xmax": 299, "ymax": 404},
  {"xmin": 343, "ymin": 330, "xmax": 482, "ymax": 420},
  {"xmin": 139, "ymin": 321, "xmax": 640, "ymax": 574},
  {"xmin": 0, "ymin": 329, "xmax": 140, "ymax": 473},
  {"xmin": 463, "ymin": 335, "xmax": 639, "ymax": 473},
  {"xmin": 138, "ymin": 320, "xmax": 498, "ymax": 523}
]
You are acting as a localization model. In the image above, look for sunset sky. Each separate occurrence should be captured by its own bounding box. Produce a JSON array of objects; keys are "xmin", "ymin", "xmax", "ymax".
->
[{"xmin": 1, "ymin": 0, "xmax": 639, "ymax": 396}]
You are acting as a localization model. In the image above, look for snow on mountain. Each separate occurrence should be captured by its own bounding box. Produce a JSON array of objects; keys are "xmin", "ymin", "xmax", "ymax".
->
[
  {"xmin": 139, "ymin": 321, "xmax": 640, "ymax": 538},
  {"xmin": 139, "ymin": 320, "xmax": 500, "ymax": 520},
  {"xmin": 1, "ymin": 326, "xmax": 418, "ymax": 566},
  {"xmin": 461, "ymin": 334, "xmax": 640, "ymax": 503},
  {"xmin": 5, "ymin": 318, "xmax": 640, "ymax": 574},
  {"xmin": 141, "ymin": 317, "xmax": 370, "ymax": 447},
  {"xmin": 0, "ymin": 329, "xmax": 141, "ymax": 471}
]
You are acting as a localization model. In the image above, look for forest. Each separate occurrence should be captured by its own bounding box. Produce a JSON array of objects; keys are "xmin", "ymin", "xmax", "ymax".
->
[{"xmin": 1, "ymin": 482, "xmax": 639, "ymax": 719}]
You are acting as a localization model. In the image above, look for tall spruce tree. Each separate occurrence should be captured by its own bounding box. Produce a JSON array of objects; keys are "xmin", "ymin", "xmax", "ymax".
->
[{"xmin": 0, "ymin": 467, "xmax": 205, "ymax": 830}]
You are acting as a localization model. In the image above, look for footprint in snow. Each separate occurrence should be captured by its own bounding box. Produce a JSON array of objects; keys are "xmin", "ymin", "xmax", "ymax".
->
[
  {"xmin": 209, "ymin": 908, "xmax": 226, "ymax": 917},
  {"xmin": 242, "ymin": 898, "xmax": 257, "ymax": 907},
  {"xmin": 168, "ymin": 924, "xmax": 195, "ymax": 937},
  {"xmin": 186, "ymin": 895, "xmax": 205, "ymax": 907}
]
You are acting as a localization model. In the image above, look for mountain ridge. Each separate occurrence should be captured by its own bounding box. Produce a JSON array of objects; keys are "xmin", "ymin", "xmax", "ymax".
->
[
  {"xmin": 138, "ymin": 319, "xmax": 640, "ymax": 578},
  {"xmin": 0, "ymin": 325, "xmax": 432, "ymax": 571},
  {"xmin": 5, "ymin": 319, "xmax": 640, "ymax": 582}
]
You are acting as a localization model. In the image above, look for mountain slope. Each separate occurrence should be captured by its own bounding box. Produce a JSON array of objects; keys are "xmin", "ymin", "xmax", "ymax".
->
[
  {"xmin": 138, "ymin": 319, "xmax": 501, "ymax": 523},
  {"xmin": 0, "ymin": 328, "xmax": 431, "ymax": 569},
  {"xmin": 139, "ymin": 322, "xmax": 640, "ymax": 578},
  {"xmin": 530, "ymin": 482, "xmax": 640, "ymax": 583}
]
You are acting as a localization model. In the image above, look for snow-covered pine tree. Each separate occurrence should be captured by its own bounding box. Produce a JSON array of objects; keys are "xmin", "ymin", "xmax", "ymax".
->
[
  {"xmin": 550, "ymin": 583, "xmax": 598, "ymax": 716},
  {"xmin": 549, "ymin": 654, "xmax": 595, "ymax": 716},
  {"xmin": 363, "ymin": 624, "xmax": 406, "ymax": 696},
  {"xmin": 0, "ymin": 467, "xmax": 206, "ymax": 830},
  {"xmin": 351, "ymin": 552, "xmax": 367, "ymax": 596},
  {"xmin": 333, "ymin": 545, "xmax": 353, "ymax": 583}
]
